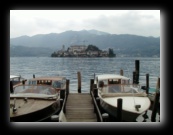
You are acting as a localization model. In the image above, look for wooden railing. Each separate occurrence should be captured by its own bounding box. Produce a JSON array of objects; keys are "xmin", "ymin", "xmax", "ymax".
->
[{"xmin": 91, "ymin": 91, "xmax": 103, "ymax": 122}]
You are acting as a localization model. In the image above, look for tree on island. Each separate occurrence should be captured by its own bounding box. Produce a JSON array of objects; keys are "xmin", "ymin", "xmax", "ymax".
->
[
  {"xmin": 86, "ymin": 44, "xmax": 101, "ymax": 51},
  {"xmin": 108, "ymin": 48, "xmax": 116, "ymax": 57},
  {"xmin": 51, "ymin": 52, "xmax": 57, "ymax": 57}
]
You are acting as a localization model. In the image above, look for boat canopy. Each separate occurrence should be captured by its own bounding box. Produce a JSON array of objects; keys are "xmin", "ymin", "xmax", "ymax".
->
[
  {"xmin": 10, "ymin": 75, "xmax": 21, "ymax": 79},
  {"xmin": 96, "ymin": 74, "xmax": 130, "ymax": 81},
  {"xmin": 26, "ymin": 76, "xmax": 66, "ymax": 89}
]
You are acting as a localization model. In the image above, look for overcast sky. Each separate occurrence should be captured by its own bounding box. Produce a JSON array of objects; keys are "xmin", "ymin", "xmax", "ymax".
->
[{"xmin": 10, "ymin": 10, "xmax": 160, "ymax": 38}]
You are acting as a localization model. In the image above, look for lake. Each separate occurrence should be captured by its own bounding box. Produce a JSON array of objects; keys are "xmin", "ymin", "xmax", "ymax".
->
[{"xmin": 10, "ymin": 57, "xmax": 160, "ymax": 93}]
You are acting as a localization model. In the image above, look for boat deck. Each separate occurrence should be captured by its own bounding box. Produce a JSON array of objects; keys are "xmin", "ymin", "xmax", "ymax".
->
[{"xmin": 65, "ymin": 93, "xmax": 97, "ymax": 122}]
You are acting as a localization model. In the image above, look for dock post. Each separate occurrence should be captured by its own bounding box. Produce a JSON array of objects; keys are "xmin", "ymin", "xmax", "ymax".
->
[
  {"xmin": 133, "ymin": 71, "xmax": 136, "ymax": 84},
  {"xmin": 94, "ymin": 88, "xmax": 98, "ymax": 98},
  {"xmin": 135, "ymin": 60, "xmax": 140, "ymax": 84},
  {"xmin": 146, "ymin": 74, "xmax": 149, "ymax": 94},
  {"xmin": 60, "ymin": 99, "xmax": 63, "ymax": 109},
  {"xmin": 77, "ymin": 71, "xmax": 81, "ymax": 93},
  {"xmin": 90, "ymin": 79, "xmax": 94, "ymax": 94},
  {"xmin": 120, "ymin": 69, "xmax": 123, "ymax": 76},
  {"xmin": 156, "ymin": 77, "xmax": 160, "ymax": 90},
  {"xmin": 22, "ymin": 80, "xmax": 25, "ymax": 89},
  {"xmin": 22, "ymin": 80, "xmax": 25, "ymax": 85},
  {"xmin": 117, "ymin": 98, "xmax": 123, "ymax": 122},
  {"xmin": 93, "ymin": 84, "xmax": 97, "ymax": 90},
  {"xmin": 151, "ymin": 77, "xmax": 160, "ymax": 122},
  {"xmin": 60, "ymin": 89, "xmax": 65, "ymax": 100},
  {"xmin": 66, "ymin": 79, "xmax": 70, "ymax": 96},
  {"xmin": 33, "ymin": 74, "xmax": 35, "ymax": 78},
  {"xmin": 151, "ymin": 91, "xmax": 160, "ymax": 122},
  {"xmin": 92, "ymin": 84, "xmax": 97, "ymax": 94},
  {"xmin": 10, "ymin": 81, "xmax": 14, "ymax": 93}
]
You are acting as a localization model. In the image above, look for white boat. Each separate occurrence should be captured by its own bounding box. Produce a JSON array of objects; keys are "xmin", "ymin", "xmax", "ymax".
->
[
  {"xmin": 10, "ymin": 76, "xmax": 67, "ymax": 122},
  {"xmin": 94, "ymin": 74, "xmax": 151, "ymax": 122}
]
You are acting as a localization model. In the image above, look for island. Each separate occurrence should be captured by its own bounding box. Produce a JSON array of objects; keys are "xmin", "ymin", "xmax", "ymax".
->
[{"xmin": 51, "ymin": 45, "xmax": 116, "ymax": 57}]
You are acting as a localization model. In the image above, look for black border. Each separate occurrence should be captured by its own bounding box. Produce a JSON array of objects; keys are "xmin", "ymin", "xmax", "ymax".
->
[{"xmin": 2, "ymin": 3, "xmax": 170, "ymax": 133}]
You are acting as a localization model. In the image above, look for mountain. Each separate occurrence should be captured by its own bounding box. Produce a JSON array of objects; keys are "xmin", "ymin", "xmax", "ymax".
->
[
  {"xmin": 86, "ymin": 29, "xmax": 110, "ymax": 35},
  {"xmin": 10, "ymin": 29, "xmax": 160, "ymax": 57},
  {"xmin": 10, "ymin": 46, "xmax": 55, "ymax": 57}
]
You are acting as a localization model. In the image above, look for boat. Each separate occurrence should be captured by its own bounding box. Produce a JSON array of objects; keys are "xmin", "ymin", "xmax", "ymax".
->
[
  {"xmin": 94, "ymin": 74, "xmax": 151, "ymax": 122},
  {"xmin": 10, "ymin": 76, "xmax": 67, "ymax": 122}
]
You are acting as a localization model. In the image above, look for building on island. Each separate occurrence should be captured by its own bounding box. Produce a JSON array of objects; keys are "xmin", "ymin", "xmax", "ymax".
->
[
  {"xmin": 68, "ymin": 45, "xmax": 87, "ymax": 53},
  {"xmin": 51, "ymin": 45, "xmax": 115, "ymax": 57}
]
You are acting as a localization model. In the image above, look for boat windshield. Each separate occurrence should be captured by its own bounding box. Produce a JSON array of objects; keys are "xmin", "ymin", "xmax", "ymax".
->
[
  {"xmin": 12, "ymin": 85, "xmax": 57, "ymax": 95},
  {"xmin": 27, "ymin": 80, "xmax": 65, "ymax": 89},
  {"xmin": 99, "ymin": 84, "xmax": 141, "ymax": 94},
  {"xmin": 52, "ymin": 80, "xmax": 64, "ymax": 89}
]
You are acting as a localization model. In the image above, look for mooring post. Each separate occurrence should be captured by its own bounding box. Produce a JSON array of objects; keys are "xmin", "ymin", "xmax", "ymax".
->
[
  {"xmin": 156, "ymin": 77, "xmax": 160, "ymax": 117},
  {"xmin": 22, "ymin": 80, "xmax": 25, "ymax": 89},
  {"xmin": 60, "ymin": 99, "xmax": 63, "ymax": 109},
  {"xmin": 77, "ymin": 71, "xmax": 81, "ymax": 93},
  {"xmin": 151, "ymin": 91, "xmax": 160, "ymax": 122},
  {"xmin": 135, "ymin": 60, "xmax": 140, "ymax": 84},
  {"xmin": 63, "ymin": 101, "xmax": 66, "ymax": 114},
  {"xmin": 156, "ymin": 77, "xmax": 160, "ymax": 90},
  {"xmin": 10, "ymin": 81, "xmax": 14, "ymax": 93},
  {"xmin": 117, "ymin": 98, "xmax": 123, "ymax": 122},
  {"xmin": 90, "ymin": 79, "xmax": 94, "ymax": 94},
  {"xmin": 146, "ymin": 74, "xmax": 149, "ymax": 94},
  {"xmin": 33, "ymin": 74, "xmax": 35, "ymax": 78},
  {"xmin": 151, "ymin": 77, "xmax": 160, "ymax": 122},
  {"xmin": 92, "ymin": 83, "xmax": 97, "ymax": 95},
  {"xmin": 94, "ymin": 88, "xmax": 98, "ymax": 98},
  {"xmin": 60, "ymin": 89, "xmax": 65, "ymax": 100},
  {"xmin": 66, "ymin": 79, "xmax": 70, "ymax": 96},
  {"xmin": 120, "ymin": 69, "xmax": 123, "ymax": 76},
  {"xmin": 22, "ymin": 80, "xmax": 25, "ymax": 85},
  {"xmin": 133, "ymin": 71, "xmax": 136, "ymax": 84}
]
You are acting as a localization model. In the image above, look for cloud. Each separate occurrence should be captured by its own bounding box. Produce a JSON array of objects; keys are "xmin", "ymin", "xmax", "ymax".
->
[
  {"xmin": 82, "ymin": 11, "xmax": 160, "ymax": 37},
  {"xmin": 10, "ymin": 10, "xmax": 160, "ymax": 38}
]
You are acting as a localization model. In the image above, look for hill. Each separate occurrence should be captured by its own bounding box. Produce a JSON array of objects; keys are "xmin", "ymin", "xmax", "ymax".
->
[{"xmin": 10, "ymin": 29, "xmax": 160, "ymax": 57}]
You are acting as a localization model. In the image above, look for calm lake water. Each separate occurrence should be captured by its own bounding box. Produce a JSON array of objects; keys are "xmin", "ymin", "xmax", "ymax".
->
[{"xmin": 10, "ymin": 57, "xmax": 160, "ymax": 93}]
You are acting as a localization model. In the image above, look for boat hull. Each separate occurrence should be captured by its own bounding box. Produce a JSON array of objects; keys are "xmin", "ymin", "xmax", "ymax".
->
[
  {"xmin": 10, "ymin": 99, "xmax": 60, "ymax": 122},
  {"xmin": 100, "ymin": 97, "xmax": 150, "ymax": 122},
  {"xmin": 100, "ymin": 98, "xmax": 139, "ymax": 121}
]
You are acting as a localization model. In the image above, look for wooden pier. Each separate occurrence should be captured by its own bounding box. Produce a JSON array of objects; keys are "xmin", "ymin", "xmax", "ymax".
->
[
  {"xmin": 49, "ymin": 60, "xmax": 160, "ymax": 122},
  {"xmin": 56, "ymin": 70, "xmax": 160, "ymax": 122},
  {"xmin": 65, "ymin": 93, "xmax": 97, "ymax": 122}
]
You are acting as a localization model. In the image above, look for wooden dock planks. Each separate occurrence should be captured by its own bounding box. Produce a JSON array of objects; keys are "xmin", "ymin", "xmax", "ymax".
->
[{"xmin": 65, "ymin": 93, "xmax": 97, "ymax": 122}]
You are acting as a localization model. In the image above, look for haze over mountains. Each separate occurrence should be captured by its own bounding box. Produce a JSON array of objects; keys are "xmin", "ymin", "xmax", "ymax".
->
[{"xmin": 10, "ymin": 29, "xmax": 160, "ymax": 57}]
